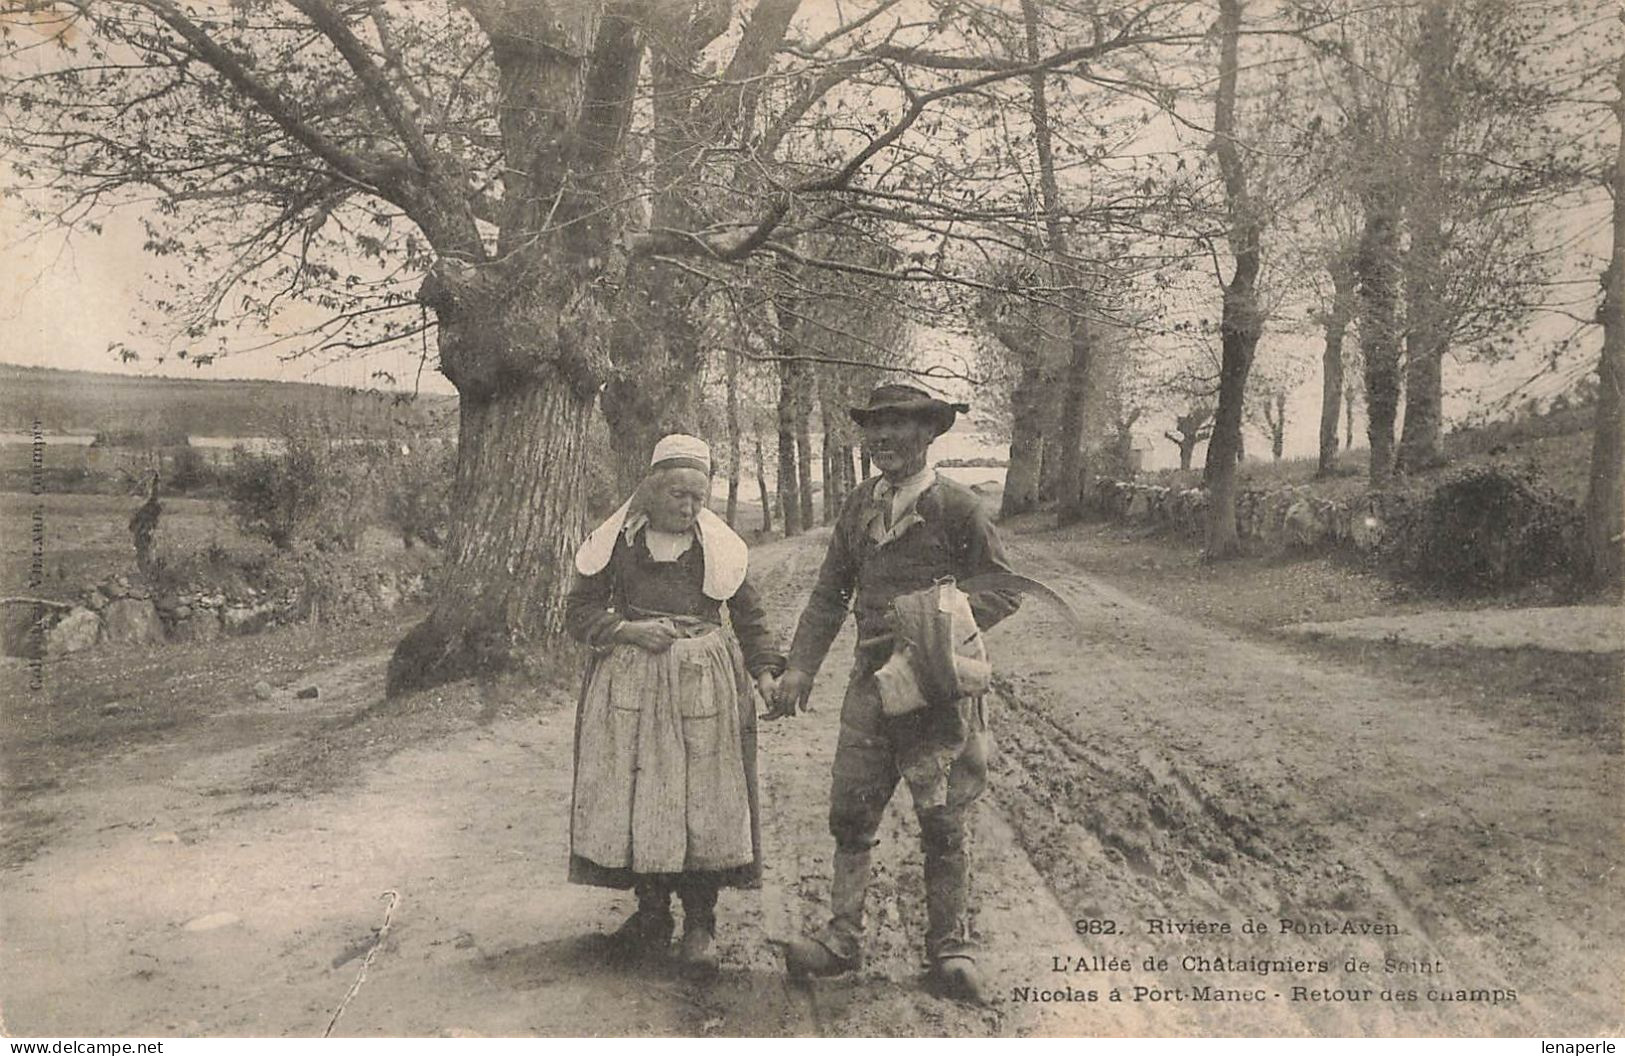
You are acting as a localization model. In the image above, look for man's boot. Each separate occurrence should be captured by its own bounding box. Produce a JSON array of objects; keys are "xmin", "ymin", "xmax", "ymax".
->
[
  {"xmin": 782, "ymin": 848, "xmax": 870, "ymax": 979},
  {"xmin": 921, "ymin": 810, "xmax": 986, "ymax": 1003},
  {"xmin": 930, "ymin": 955, "xmax": 988, "ymax": 1005}
]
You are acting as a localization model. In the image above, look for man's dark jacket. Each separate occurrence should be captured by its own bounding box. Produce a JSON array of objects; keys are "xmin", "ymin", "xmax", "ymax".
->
[{"xmin": 787, "ymin": 473, "xmax": 1020, "ymax": 678}]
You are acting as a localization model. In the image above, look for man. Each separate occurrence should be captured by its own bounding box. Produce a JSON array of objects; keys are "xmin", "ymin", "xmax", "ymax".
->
[{"xmin": 770, "ymin": 383, "xmax": 1020, "ymax": 1004}]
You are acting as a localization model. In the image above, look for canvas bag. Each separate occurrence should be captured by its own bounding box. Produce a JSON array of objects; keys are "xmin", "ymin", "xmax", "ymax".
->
[{"xmin": 873, "ymin": 578, "xmax": 993, "ymax": 718}]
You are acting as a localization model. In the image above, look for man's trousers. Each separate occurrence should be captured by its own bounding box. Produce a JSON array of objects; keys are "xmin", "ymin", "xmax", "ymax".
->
[{"xmin": 815, "ymin": 663, "xmax": 989, "ymax": 963}]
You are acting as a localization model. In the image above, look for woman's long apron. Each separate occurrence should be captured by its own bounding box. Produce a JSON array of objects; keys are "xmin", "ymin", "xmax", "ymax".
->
[{"xmin": 569, "ymin": 619, "xmax": 759, "ymax": 882}]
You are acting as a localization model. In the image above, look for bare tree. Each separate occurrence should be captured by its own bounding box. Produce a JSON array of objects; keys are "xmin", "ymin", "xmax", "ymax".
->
[
  {"xmin": 1018, "ymin": 0, "xmax": 1098, "ymax": 525},
  {"xmin": 1393, "ymin": 0, "xmax": 1458, "ymax": 473},
  {"xmin": 1584, "ymin": 40, "xmax": 1625, "ymax": 591},
  {"xmin": 1316, "ymin": 252, "xmax": 1359, "ymax": 476},
  {"xmin": 1258, "ymin": 390, "xmax": 1288, "ymax": 462},
  {"xmin": 776, "ymin": 358, "xmax": 806, "ymax": 537},
  {"xmin": 1199, "ymin": 0, "xmax": 1267, "ymax": 557},
  {"xmin": 1165, "ymin": 403, "xmax": 1215, "ymax": 473},
  {"xmin": 1309, "ymin": 0, "xmax": 1578, "ymax": 481},
  {"xmin": 725, "ymin": 342, "xmax": 743, "ymax": 527},
  {"xmin": 975, "ymin": 260, "xmax": 1055, "ymax": 516},
  {"xmin": 1108, "ymin": 407, "xmax": 1144, "ymax": 478},
  {"xmin": 753, "ymin": 431, "xmax": 774, "ymax": 535}
]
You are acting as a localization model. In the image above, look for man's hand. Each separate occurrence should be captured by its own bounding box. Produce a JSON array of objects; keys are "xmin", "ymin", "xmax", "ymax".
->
[
  {"xmin": 615, "ymin": 620, "xmax": 678, "ymax": 653},
  {"xmin": 765, "ymin": 668, "xmax": 814, "ymax": 720},
  {"xmin": 755, "ymin": 670, "xmax": 779, "ymax": 705}
]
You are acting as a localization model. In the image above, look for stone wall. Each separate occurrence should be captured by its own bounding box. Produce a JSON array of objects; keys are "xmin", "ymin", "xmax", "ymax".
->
[
  {"xmin": 3, "ymin": 558, "xmax": 435, "ymax": 659},
  {"xmin": 1089, "ymin": 478, "xmax": 1409, "ymax": 554}
]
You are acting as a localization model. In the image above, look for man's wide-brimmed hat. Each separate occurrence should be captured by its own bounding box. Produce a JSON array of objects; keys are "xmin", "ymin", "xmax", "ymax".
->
[{"xmin": 848, "ymin": 384, "xmax": 969, "ymax": 437}]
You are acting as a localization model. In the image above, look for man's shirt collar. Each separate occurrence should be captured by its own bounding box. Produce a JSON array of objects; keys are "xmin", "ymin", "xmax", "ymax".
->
[
  {"xmin": 867, "ymin": 465, "xmax": 937, "ymax": 545},
  {"xmin": 872, "ymin": 464, "xmax": 934, "ymax": 504}
]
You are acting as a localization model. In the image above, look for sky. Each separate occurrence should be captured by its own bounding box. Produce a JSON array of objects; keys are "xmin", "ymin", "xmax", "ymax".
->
[{"xmin": 0, "ymin": 202, "xmax": 454, "ymax": 395}]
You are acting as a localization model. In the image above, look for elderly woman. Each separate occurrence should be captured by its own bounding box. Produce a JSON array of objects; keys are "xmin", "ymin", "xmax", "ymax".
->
[{"xmin": 564, "ymin": 434, "xmax": 783, "ymax": 978}]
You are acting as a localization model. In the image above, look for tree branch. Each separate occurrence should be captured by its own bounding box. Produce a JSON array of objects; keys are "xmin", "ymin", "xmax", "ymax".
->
[
  {"xmin": 366, "ymin": 4, "xmax": 439, "ymax": 118},
  {"xmin": 124, "ymin": 0, "xmax": 394, "ymax": 201},
  {"xmin": 758, "ymin": 57, "xmax": 878, "ymax": 156},
  {"xmin": 629, "ymin": 14, "xmax": 1197, "ymax": 262},
  {"xmin": 288, "ymin": 0, "xmax": 440, "ymax": 181}
]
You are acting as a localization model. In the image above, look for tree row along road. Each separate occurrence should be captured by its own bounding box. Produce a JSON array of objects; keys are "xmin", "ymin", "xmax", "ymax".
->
[{"xmin": 1, "ymin": 528, "xmax": 1619, "ymax": 1037}]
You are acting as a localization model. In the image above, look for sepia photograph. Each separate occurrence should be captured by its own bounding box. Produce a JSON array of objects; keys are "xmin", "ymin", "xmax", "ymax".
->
[{"xmin": 0, "ymin": 0, "xmax": 1620, "ymax": 1041}]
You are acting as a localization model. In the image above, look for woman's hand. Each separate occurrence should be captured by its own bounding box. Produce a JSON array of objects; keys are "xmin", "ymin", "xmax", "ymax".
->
[
  {"xmin": 755, "ymin": 670, "xmax": 779, "ymax": 706},
  {"xmin": 764, "ymin": 668, "xmax": 813, "ymax": 720},
  {"xmin": 615, "ymin": 620, "xmax": 678, "ymax": 653}
]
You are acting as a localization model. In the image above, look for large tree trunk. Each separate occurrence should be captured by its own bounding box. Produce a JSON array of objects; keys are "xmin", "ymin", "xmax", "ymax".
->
[
  {"xmin": 1586, "ymin": 282, "xmax": 1624, "ymax": 591},
  {"xmin": 999, "ymin": 335, "xmax": 1047, "ymax": 517},
  {"xmin": 387, "ymin": 364, "xmax": 595, "ymax": 697},
  {"xmin": 1203, "ymin": 304, "xmax": 1258, "ymax": 556},
  {"xmin": 383, "ymin": 5, "xmax": 640, "ymax": 698},
  {"xmin": 1396, "ymin": 1, "xmax": 1456, "ymax": 475},
  {"xmin": 1036, "ymin": 369, "xmax": 1066, "ymax": 502},
  {"xmin": 1036, "ymin": 413, "xmax": 1057, "ymax": 499},
  {"xmin": 982, "ymin": 291, "xmax": 1048, "ymax": 515},
  {"xmin": 592, "ymin": 31, "xmax": 697, "ymax": 493},
  {"xmin": 1397, "ymin": 316, "xmax": 1445, "ymax": 473},
  {"xmin": 1053, "ymin": 329, "xmax": 1095, "ymax": 524},
  {"xmin": 1317, "ymin": 264, "xmax": 1355, "ymax": 477},
  {"xmin": 1021, "ymin": 0, "xmax": 1094, "ymax": 525},
  {"xmin": 1584, "ymin": 53, "xmax": 1625, "ymax": 592},
  {"xmin": 601, "ymin": 263, "xmax": 705, "ymax": 492},
  {"xmin": 599, "ymin": 5, "xmax": 798, "ymax": 491},
  {"xmin": 1356, "ymin": 196, "xmax": 1403, "ymax": 485},
  {"xmin": 1201, "ymin": 0, "xmax": 1263, "ymax": 559}
]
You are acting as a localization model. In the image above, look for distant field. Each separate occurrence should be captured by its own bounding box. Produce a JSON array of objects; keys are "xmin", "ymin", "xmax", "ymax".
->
[
  {"xmin": 0, "ymin": 438, "xmax": 217, "ymax": 495},
  {"xmin": 0, "ymin": 493, "xmax": 247, "ymax": 602},
  {"xmin": 0, "ymin": 491, "xmax": 408, "ymax": 603},
  {"xmin": 0, "ymin": 362, "xmax": 456, "ymax": 438}
]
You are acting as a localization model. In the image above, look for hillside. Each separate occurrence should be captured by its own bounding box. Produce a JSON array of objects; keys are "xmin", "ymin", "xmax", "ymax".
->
[{"xmin": 0, "ymin": 362, "xmax": 457, "ymax": 438}]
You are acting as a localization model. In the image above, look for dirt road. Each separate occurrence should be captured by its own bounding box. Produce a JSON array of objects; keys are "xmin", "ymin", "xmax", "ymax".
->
[{"xmin": 2, "ymin": 527, "xmax": 1619, "ymax": 1037}]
